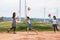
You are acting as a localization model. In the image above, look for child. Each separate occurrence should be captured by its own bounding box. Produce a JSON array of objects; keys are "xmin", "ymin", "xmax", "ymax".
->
[
  {"xmin": 8, "ymin": 12, "xmax": 16, "ymax": 34},
  {"xmin": 52, "ymin": 16, "xmax": 59, "ymax": 32},
  {"xmin": 26, "ymin": 16, "xmax": 38, "ymax": 34},
  {"xmin": 26, "ymin": 16, "xmax": 32, "ymax": 30}
]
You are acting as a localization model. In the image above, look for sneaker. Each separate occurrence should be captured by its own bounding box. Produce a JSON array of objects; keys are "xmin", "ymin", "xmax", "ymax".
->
[
  {"xmin": 13, "ymin": 32, "xmax": 16, "ymax": 34},
  {"xmin": 7, "ymin": 30, "xmax": 9, "ymax": 33}
]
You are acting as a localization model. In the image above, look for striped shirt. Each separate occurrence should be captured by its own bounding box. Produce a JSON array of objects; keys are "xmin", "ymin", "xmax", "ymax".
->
[{"xmin": 12, "ymin": 18, "xmax": 16, "ymax": 27}]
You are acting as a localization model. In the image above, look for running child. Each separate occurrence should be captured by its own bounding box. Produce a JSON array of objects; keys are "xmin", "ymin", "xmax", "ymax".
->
[
  {"xmin": 8, "ymin": 12, "xmax": 16, "ymax": 34},
  {"xmin": 26, "ymin": 16, "xmax": 38, "ymax": 34},
  {"xmin": 52, "ymin": 16, "xmax": 59, "ymax": 32}
]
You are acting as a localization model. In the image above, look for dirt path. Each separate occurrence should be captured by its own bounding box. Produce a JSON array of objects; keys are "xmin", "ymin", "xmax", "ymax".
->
[{"xmin": 0, "ymin": 31, "xmax": 60, "ymax": 40}]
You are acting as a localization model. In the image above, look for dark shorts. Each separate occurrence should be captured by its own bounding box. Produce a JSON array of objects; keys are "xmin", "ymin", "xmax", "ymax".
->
[
  {"xmin": 29, "ymin": 28, "xmax": 32, "ymax": 30},
  {"xmin": 12, "ymin": 26, "xmax": 16, "ymax": 30},
  {"xmin": 53, "ymin": 24, "xmax": 57, "ymax": 27},
  {"xmin": 27, "ymin": 23, "xmax": 32, "ymax": 30},
  {"xmin": 28, "ymin": 23, "xmax": 32, "ymax": 28}
]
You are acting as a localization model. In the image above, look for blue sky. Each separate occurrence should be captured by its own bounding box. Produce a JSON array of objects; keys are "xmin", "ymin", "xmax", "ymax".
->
[{"xmin": 0, "ymin": 0, "xmax": 60, "ymax": 18}]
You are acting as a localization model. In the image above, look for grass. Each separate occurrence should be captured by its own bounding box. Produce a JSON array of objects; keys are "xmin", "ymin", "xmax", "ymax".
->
[
  {"xmin": 0, "ymin": 21, "xmax": 54, "ymax": 32},
  {"xmin": 32, "ymin": 23, "xmax": 53, "ymax": 31}
]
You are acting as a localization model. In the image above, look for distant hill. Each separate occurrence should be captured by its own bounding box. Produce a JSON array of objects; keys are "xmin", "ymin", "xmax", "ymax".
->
[
  {"xmin": 0, "ymin": 17, "xmax": 60, "ymax": 22},
  {"xmin": 0, "ymin": 17, "xmax": 3, "ymax": 22}
]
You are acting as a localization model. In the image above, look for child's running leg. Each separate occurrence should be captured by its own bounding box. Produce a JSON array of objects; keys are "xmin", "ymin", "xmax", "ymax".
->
[
  {"xmin": 13, "ymin": 27, "xmax": 16, "ymax": 34},
  {"xmin": 53, "ymin": 26, "xmax": 56, "ymax": 32},
  {"xmin": 55, "ymin": 25, "xmax": 59, "ymax": 31},
  {"xmin": 31, "ymin": 29, "xmax": 38, "ymax": 35},
  {"xmin": 27, "ymin": 28, "xmax": 30, "ymax": 34},
  {"xmin": 27, "ymin": 28, "xmax": 38, "ymax": 35},
  {"xmin": 53, "ymin": 24, "xmax": 56, "ymax": 32},
  {"xmin": 8, "ymin": 27, "xmax": 13, "ymax": 33}
]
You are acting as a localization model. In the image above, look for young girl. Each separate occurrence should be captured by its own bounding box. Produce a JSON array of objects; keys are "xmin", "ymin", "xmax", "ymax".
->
[
  {"xmin": 8, "ymin": 12, "xmax": 16, "ymax": 34},
  {"xmin": 26, "ymin": 16, "xmax": 38, "ymax": 34},
  {"xmin": 52, "ymin": 16, "xmax": 59, "ymax": 32},
  {"xmin": 26, "ymin": 16, "xmax": 32, "ymax": 30}
]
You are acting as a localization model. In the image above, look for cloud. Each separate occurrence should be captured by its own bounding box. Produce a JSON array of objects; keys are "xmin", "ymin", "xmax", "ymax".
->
[
  {"xmin": 0, "ymin": 0, "xmax": 60, "ymax": 18},
  {"xmin": 44, "ymin": 0, "xmax": 60, "ymax": 8},
  {"xmin": 0, "ymin": 0, "xmax": 19, "ymax": 17}
]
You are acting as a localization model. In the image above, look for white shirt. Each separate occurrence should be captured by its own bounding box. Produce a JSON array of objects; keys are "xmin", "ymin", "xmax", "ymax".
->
[
  {"xmin": 52, "ymin": 19, "xmax": 57, "ymax": 24},
  {"xmin": 27, "ymin": 19, "xmax": 31, "ymax": 24}
]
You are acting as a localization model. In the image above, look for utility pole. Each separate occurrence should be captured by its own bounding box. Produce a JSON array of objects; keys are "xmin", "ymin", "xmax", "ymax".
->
[
  {"xmin": 25, "ymin": 0, "xmax": 27, "ymax": 17},
  {"xmin": 44, "ymin": 8, "xmax": 45, "ymax": 23},
  {"xmin": 57, "ymin": 8, "xmax": 58, "ymax": 18},
  {"xmin": 19, "ymin": 0, "xmax": 21, "ymax": 21},
  {"xmin": 56, "ymin": 8, "xmax": 58, "ymax": 21}
]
